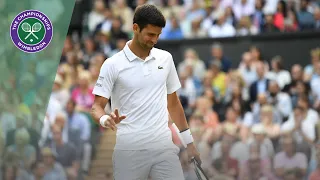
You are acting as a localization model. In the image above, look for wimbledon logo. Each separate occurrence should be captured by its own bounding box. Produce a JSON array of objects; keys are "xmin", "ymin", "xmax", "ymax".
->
[{"xmin": 10, "ymin": 10, "xmax": 53, "ymax": 53}]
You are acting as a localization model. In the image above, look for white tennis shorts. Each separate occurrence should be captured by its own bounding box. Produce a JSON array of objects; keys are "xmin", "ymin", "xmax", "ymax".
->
[{"xmin": 112, "ymin": 145, "xmax": 184, "ymax": 180}]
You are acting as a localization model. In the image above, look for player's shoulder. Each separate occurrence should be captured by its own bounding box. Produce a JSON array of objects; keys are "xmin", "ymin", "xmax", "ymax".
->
[
  {"xmin": 151, "ymin": 47, "xmax": 173, "ymax": 60},
  {"xmin": 101, "ymin": 50, "xmax": 127, "ymax": 67}
]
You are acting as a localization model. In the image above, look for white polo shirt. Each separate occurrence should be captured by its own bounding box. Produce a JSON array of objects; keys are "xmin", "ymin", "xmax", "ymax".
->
[{"xmin": 93, "ymin": 40, "xmax": 181, "ymax": 150}]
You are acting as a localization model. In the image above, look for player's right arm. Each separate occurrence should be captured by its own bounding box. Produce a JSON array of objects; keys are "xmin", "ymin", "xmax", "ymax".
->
[
  {"xmin": 91, "ymin": 59, "xmax": 126, "ymax": 130},
  {"xmin": 91, "ymin": 96, "xmax": 126, "ymax": 131}
]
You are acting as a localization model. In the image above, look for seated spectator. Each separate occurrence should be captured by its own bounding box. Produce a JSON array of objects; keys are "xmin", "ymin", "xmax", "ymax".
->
[
  {"xmin": 274, "ymin": 136, "xmax": 308, "ymax": 179},
  {"xmin": 178, "ymin": 48, "xmax": 206, "ymax": 80},
  {"xmin": 309, "ymin": 144, "xmax": 320, "ymax": 180},
  {"xmin": 212, "ymin": 132, "xmax": 239, "ymax": 178},
  {"xmin": 51, "ymin": 74, "xmax": 70, "ymax": 108},
  {"xmin": 315, "ymin": 7, "xmax": 320, "ymax": 29},
  {"xmin": 238, "ymin": 142, "xmax": 274, "ymax": 180},
  {"xmin": 208, "ymin": 43, "xmax": 232, "ymax": 73},
  {"xmin": 210, "ymin": 60, "xmax": 227, "ymax": 98},
  {"xmin": 210, "ymin": 158, "xmax": 235, "ymax": 180},
  {"xmin": 259, "ymin": 105, "xmax": 281, "ymax": 144},
  {"xmin": 184, "ymin": 19, "xmax": 207, "ymax": 39},
  {"xmin": 40, "ymin": 147, "xmax": 66, "ymax": 180},
  {"xmin": 161, "ymin": 16, "xmax": 184, "ymax": 40},
  {"xmin": 178, "ymin": 71, "xmax": 197, "ymax": 108},
  {"xmin": 284, "ymin": 10, "xmax": 299, "ymax": 32},
  {"xmin": 304, "ymin": 48, "xmax": 320, "ymax": 82},
  {"xmin": 267, "ymin": 80, "xmax": 292, "ymax": 120},
  {"xmin": 261, "ymin": 14, "xmax": 280, "ymax": 33},
  {"xmin": 59, "ymin": 51, "xmax": 85, "ymax": 90},
  {"xmin": 281, "ymin": 106, "xmax": 313, "ymax": 160},
  {"xmin": 45, "ymin": 124, "xmax": 80, "ymax": 179},
  {"xmin": 248, "ymin": 123, "xmax": 275, "ymax": 160},
  {"xmin": 238, "ymin": 51, "xmax": 258, "ymax": 88},
  {"xmin": 266, "ymin": 56, "xmax": 292, "ymax": 89},
  {"xmin": 194, "ymin": 96, "xmax": 220, "ymax": 130},
  {"xmin": 236, "ymin": 16, "xmax": 259, "ymax": 36},
  {"xmin": 273, "ymin": 0, "xmax": 288, "ymax": 31},
  {"xmin": 232, "ymin": 0, "xmax": 255, "ymax": 21},
  {"xmin": 282, "ymin": 96, "xmax": 318, "ymax": 144},
  {"xmin": 71, "ymin": 71, "xmax": 95, "ymax": 113},
  {"xmin": 208, "ymin": 11, "xmax": 236, "ymax": 38},
  {"xmin": 297, "ymin": 0, "xmax": 315, "ymax": 30},
  {"xmin": 249, "ymin": 61, "xmax": 270, "ymax": 103},
  {"xmin": 6, "ymin": 128, "xmax": 36, "ymax": 170}
]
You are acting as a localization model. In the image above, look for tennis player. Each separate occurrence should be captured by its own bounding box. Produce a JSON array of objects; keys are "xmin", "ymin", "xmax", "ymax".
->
[{"xmin": 91, "ymin": 4, "xmax": 201, "ymax": 180}]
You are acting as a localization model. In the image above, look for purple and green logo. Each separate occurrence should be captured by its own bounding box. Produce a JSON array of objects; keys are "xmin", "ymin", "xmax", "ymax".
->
[{"xmin": 10, "ymin": 10, "xmax": 53, "ymax": 53}]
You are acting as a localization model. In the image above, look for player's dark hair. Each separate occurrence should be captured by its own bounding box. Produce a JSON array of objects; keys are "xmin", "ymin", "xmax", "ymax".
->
[{"xmin": 133, "ymin": 4, "xmax": 166, "ymax": 31}]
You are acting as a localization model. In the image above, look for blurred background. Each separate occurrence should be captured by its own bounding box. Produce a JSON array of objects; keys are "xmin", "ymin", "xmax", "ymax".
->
[{"xmin": 1, "ymin": 0, "xmax": 320, "ymax": 180}]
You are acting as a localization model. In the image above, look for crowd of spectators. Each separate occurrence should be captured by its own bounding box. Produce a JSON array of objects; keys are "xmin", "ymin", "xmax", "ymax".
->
[
  {"xmin": 68, "ymin": 0, "xmax": 320, "ymax": 41},
  {"xmin": 171, "ymin": 43, "xmax": 320, "ymax": 180},
  {"xmin": 0, "ymin": 0, "xmax": 320, "ymax": 180}
]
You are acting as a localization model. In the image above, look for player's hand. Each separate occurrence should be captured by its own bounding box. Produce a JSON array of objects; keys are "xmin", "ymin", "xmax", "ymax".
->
[
  {"xmin": 104, "ymin": 108, "xmax": 126, "ymax": 131},
  {"xmin": 187, "ymin": 143, "xmax": 201, "ymax": 165}
]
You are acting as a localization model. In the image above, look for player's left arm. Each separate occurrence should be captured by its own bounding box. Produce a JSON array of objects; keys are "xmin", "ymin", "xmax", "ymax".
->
[
  {"xmin": 167, "ymin": 92, "xmax": 189, "ymax": 132},
  {"xmin": 166, "ymin": 53, "xmax": 201, "ymax": 163}
]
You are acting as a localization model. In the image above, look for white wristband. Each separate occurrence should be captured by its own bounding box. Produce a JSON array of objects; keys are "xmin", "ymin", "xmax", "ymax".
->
[
  {"xmin": 100, "ymin": 115, "xmax": 110, "ymax": 128},
  {"xmin": 180, "ymin": 129, "xmax": 194, "ymax": 146}
]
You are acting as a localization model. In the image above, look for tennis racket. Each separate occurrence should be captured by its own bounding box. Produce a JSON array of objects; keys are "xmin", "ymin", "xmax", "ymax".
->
[
  {"xmin": 191, "ymin": 158, "xmax": 209, "ymax": 180},
  {"xmin": 22, "ymin": 22, "xmax": 42, "ymax": 40}
]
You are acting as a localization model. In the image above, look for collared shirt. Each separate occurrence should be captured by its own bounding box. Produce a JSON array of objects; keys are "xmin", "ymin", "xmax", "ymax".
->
[
  {"xmin": 67, "ymin": 112, "xmax": 91, "ymax": 142},
  {"xmin": 93, "ymin": 40, "xmax": 181, "ymax": 150}
]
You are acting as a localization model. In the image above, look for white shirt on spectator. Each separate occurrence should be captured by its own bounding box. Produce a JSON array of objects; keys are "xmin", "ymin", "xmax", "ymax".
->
[
  {"xmin": 281, "ymin": 114, "xmax": 317, "ymax": 141},
  {"xmin": 232, "ymin": 0, "xmax": 255, "ymax": 20},
  {"xmin": 268, "ymin": 92, "xmax": 292, "ymax": 118},
  {"xmin": 263, "ymin": 0, "xmax": 279, "ymax": 15},
  {"xmin": 208, "ymin": 23, "xmax": 236, "ymax": 38},
  {"xmin": 265, "ymin": 70, "xmax": 291, "ymax": 89},
  {"xmin": 177, "ymin": 78, "xmax": 197, "ymax": 106},
  {"xmin": 310, "ymin": 75, "xmax": 320, "ymax": 101},
  {"xmin": 92, "ymin": 40, "xmax": 181, "ymax": 150},
  {"xmin": 274, "ymin": 151, "xmax": 307, "ymax": 170}
]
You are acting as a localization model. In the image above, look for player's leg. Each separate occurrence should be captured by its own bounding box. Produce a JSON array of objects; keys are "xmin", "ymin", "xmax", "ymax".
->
[
  {"xmin": 149, "ymin": 147, "xmax": 184, "ymax": 180},
  {"xmin": 113, "ymin": 149, "xmax": 151, "ymax": 180}
]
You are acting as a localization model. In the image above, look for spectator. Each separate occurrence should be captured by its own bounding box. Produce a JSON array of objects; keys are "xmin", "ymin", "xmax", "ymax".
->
[
  {"xmin": 232, "ymin": 0, "xmax": 255, "ymax": 21},
  {"xmin": 266, "ymin": 56, "xmax": 292, "ymax": 89},
  {"xmin": 208, "ymin": 11, "xmax": 236, "ymax": 38},
  {"xmin": 314, "ymin": 7, "xmax": 320, "ymax": 29},
  {"xmin": 252, "ymin": 0, "xmax": 265, "ymax": 32},
  {"xmin": 262, "ymin": 14, "xmax": 281, "ymax": 33},
  {"xmin": 178, "ymin": 48, "xmax": 206, "ymax": 80},
  {"xmin": 71, "ymin": 71, "xmax": 95, "ymax": 113},
  {"xmin": 274, "ymin": 0, "xmax": 288, "ymax": 31},
  {"xmin": 40, "ymin": 147, "xmax": 67, "ymax": 180},
  {"xmin": 6, "ymin": 128, "xmax": 36, "ymax": 170},
  {"xmin": 309, "ymin": 144, "xmax": 320, "ymax": 180},
  {"xmin": 110, "ymin": 0, "xmax": 133, "ymax": 33},
  {"xmin": 274, "ymin": 136, "xmax": 308, "ymax": 179},
  {"xmin": 236, "ymin": 16, "xmax": 259, "ymax": 36},
  {"xmin": 87, "ymin": 0, "xmax": 106, "ymax": 32},
  {"xmin": 297, "ymin": 0, "xmax": 315, "ymax": 30},
  {"xmin": 161, "ymin": 16, "xmax": 184, "ymax": 39},
  {"xmin": 249, "ymin": 61, "xmax": 270, "ymax": 103},
  {"xmin": 210, "ymin": 60, "xmax": 227, "ymax": 98},
  {"xmin": 45, "ymin": 124, "xmax": 80, "ymax": 179},
  {"xmin": 238, "ymin": 142, "xmax": 274, "ymax": 180},
  {"xmin": 208, "ymin": 43, "xmax": 232, "ymax": 73},
  {"xmin": 51, "ymin": 75, "xmax": 70, "ymax": 108},
  {"xmin": 267, "ymin": 81, "xmax": 292, "ymax": 120}
]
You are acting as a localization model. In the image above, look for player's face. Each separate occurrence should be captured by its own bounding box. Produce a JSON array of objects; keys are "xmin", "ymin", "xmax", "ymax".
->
[{"xmin": 134, "ymin": 24, "xmax": 162, "ymax": 50}]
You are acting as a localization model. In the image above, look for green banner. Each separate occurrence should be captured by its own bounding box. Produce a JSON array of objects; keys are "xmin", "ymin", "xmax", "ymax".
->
[{"xmin": 0, "ymin": 0, "xmax": 76, "ymax": 131}]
